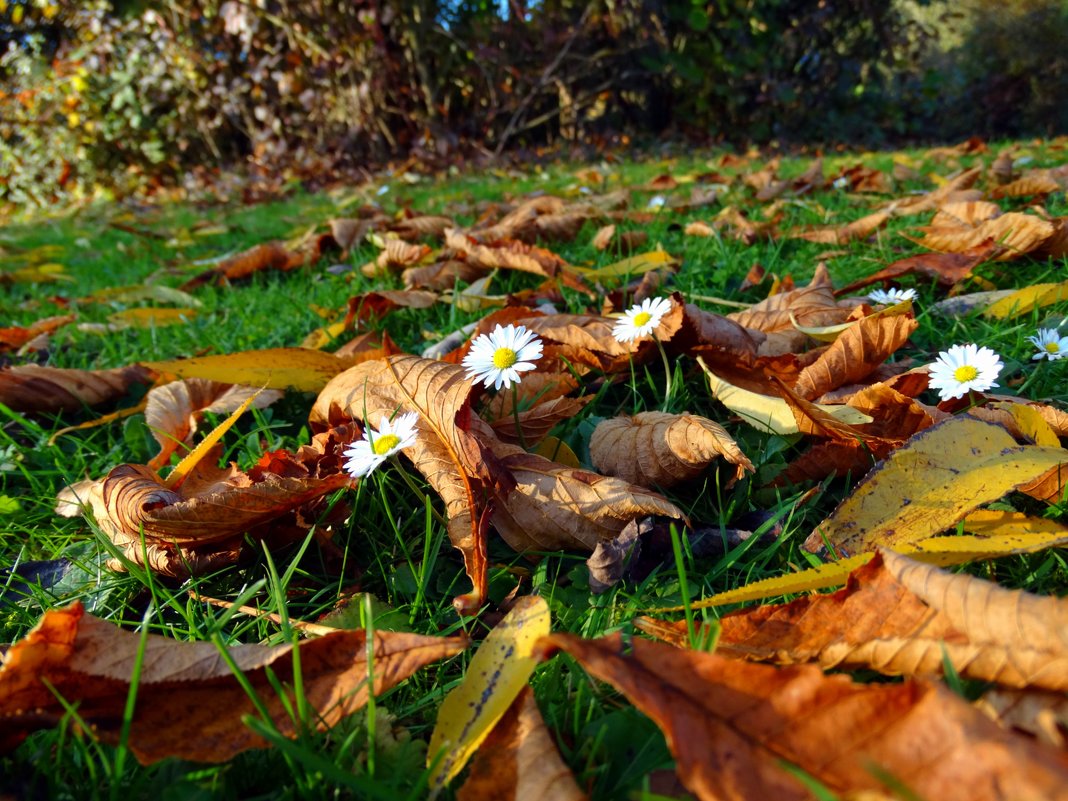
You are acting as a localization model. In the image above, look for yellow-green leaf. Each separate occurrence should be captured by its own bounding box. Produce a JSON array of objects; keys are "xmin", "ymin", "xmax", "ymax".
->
[
  {"xmin": 992, "ymin": 401, "xmax": 1061, "ymax": 446},
  {"xmin": 428, "ymin": 596, "xmax": 550, "ymax": 792},
  {"xmin": 983, "ymin": 280, "xmax": 1068, "ymax": 319},
  {"xmin": 803, "ymin": 416, "xmax": 1068, "ymax": 555},
  {"xmin": 532, "ymin": 435, "xmax": 581, "ymax": 469},
  {"xmin": 698, "ymin": 357, "xmax": 872, "ymax": 435},
  {"xmin": 108, "ymin": 308, "xmax": 197, "ymax": 328},
  {"xmin": 164, "ymin": 388, "xmax": 262, "ymax": 489},
  {"xmin": 143, "ymin": 348, "xmax": 351, "ymax": 392},
  {"xmin": 654, "ymin": 519, "xmax": 1068, "ymax": 612},
  {"xmin": 86, "ymin": 284, "xmax": 203, "ymax": 308},
  {"xmin": 576, "ymin": 249, "xmax": 678, "ymax": 279}
]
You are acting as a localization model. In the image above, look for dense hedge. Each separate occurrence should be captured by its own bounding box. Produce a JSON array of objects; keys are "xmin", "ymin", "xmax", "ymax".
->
[{"xmin": 1, "ymin": 0, "xmax": 1066, "ymax": 204}]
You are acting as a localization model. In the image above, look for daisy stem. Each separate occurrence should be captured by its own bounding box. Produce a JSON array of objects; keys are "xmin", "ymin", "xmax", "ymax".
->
[
  {"xmin": 511, "ymin": 383, "xmax": 528, "ymax": 450},
  {"xmin": 656, "ymin": 337, "xmax": 674, "ymax": 409},
  {"xmin": 1014, "ymin": 361, "xmax": 1045, "ymax": 399},
  {"xmin": 389, "ymin": 457, "xmax": 448, "ymax": 528}
]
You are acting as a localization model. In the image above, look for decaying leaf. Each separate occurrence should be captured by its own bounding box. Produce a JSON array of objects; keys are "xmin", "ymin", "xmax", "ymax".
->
[
  {"xmin": 489, "ymin": 395, "xmax": 593, "ymax": 447},
  {"xmin": 0, "ymin": 363, "xmax": 155, "ymax": 414},
  {"xmin": 144, "ymin": 379, "xmax": 283, "ymax": 469},
  {"xmin": 0, "ymin": 601, "xmax": 466, "ymax": 763},
  {"xmin": 483, "ymin": 430, "xmax": 686, "ymax": 553},
  {"xmin": 793, "ymin": 313, "xmax": 918, "ymax": 400},
  {"xmin": 836, "ymin": 240, "xmax": 998, "ymax": 294},
  {"xmin": 457, "ymin": 686, "xmax": 586, "ymax": 801},
  {"xmin": 907, "ymin": 212, "xmax": 1054, "ymax": 260},
  {"xmin": 647, "ymin": 550, "xmax": 1068, "ymax": 690},
  {"xmin": 589, "ymin": 411, "xmax": 753, "ymax": 488},
  {"xmin": 804, "ymin": 417, "xmax": 1068, "ymax": 556},
  {"xmin": 540, "ymin": 632, "xmax": 1068, "ymax": 801},
  {"xmin": 89, "ymin": 461, "xmax": 352, "ymax": 578},
  {"xmin": 429, "ymin": 597, "xmax": 550, "ymax": 792},
  {"xmin": 311, "ymin": 355, "xmax": 508, "ymax": 613}
]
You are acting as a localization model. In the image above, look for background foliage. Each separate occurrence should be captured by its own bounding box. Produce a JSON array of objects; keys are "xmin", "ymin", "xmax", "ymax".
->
[{"xmin": 2, "ymin": 0, "xmax": 1067, "ymax": 204}]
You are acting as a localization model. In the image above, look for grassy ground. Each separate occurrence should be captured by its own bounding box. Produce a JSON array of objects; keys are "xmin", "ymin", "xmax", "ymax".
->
[{"xmin": 2, "ymin": 142, "xmax": 1067, "ymax": 799}]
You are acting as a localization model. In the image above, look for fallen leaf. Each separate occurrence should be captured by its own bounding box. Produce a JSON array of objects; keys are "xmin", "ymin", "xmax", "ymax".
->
[
  {"xmin": 311, "ymin": 355, "xmax": 509, "ymax": 613},
  {"xmin": 794, "ymin": 314, "xmax": 918, "ymax": 400},
  {"xmin": 907, "ymin": 212, "xmax": 1054, "ymax": 260},
  {"xmin": 483, "ymin": 429, "xmax": 686, "ymax": 553},
  {"xmin": 0, "ymin": 364, "xmax": 154, "ymax": 414},
  {"xmin": 0, "ymin": 314, "xmax": 76, "ymax": 352},
  {"xmin": 145, "ymin": 379, "xmax": 283, "ymax": 470},
  {"xmin": 541, "ymin": 632, "xmax": 1068, "ymax": 801},
  {"xmin": 803, "ymin": 417, "xmax": 1068, "ymax": 555},
  {"xmin": 728, "ymin": 264, "xmax": 846, "ymax": 333},
  {"xmin": 489, "ymin": 395, "xmax": 593, "ymax": 447},
  {"xmin": 0, "ymin": 601, "xmax": 466, "ymax": 763},
  {"xmin": 457, "ymin": 686, "xmax": 586, "ymax": 801},
  {"xmin": 982, "ymin": 280, "xmax": 1068, "ymax": 319},
  {"xmin": 790, "ymin": 209, "xmax": 890, "ymax": 245},
  {"xmin": 656, "ymin": 550, "xmax": 1068, "ymax": 690},
  {"xmin": 835, "ymin": 241, "xmax": 998, "ymax": 294},
  {"xmin": 142, "ymin": 348, "xmax": 356, "ymax": 393},
  {"xmin": 589, "ymin": 411, "xmax": 753, "ymax": 488},
  {"xmin": 576, "ymin": 249, "xmax": 678, "ymax": 280},
  {"xmin": 446, "ymin": 229, "xmax": 567, "ymax": 278},
  {"xmin": 976, "ymin": 688, "xmax": 1068, "ymax": 749},
  {"xmin": 429, "ymin": 596, "xmax": 550, "ymax": 792},
  {"xmin": 699, "ymin": 358, "xmax": 872, "ymax": 436}
]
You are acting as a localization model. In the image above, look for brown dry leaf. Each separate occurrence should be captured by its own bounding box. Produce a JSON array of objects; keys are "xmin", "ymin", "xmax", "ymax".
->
[
  {"xmin": 181, "ymin": 235, "xmax": 338, "ymax": 290},
  {"xmin": 343, "ymin": 289, "xmax": 438, "ymax": 325},
  {"xmin": 446, "ymin": 229, "xmax": 567, "ymax": 277},
  {"xmin": 490, "ymin": 395, "xmax": 593, "ymax": 447},
  {"xmin": 481, "ymin": 371, "xmax": 580, "ymax": 420},
  {"xmin": 363, "ymin": 239, "xmax": 434, "ymax": 278},
  {"xmin": 0, "ymin": 601, "xmax": 466, "ymax": 763},
  {"xmin": 310, "ymin": 355, "xmax": 507, "ymax": 613},
  {"xmin": 990, "ymin": 174, "xmax": 1061, "ymax": 199},
  {"xmin": 90, "ymin": 462, "xmax": 352, "ymax": 578},
  {"xmin": 0, "ymin": 314, "xmax": 75, "ymax": 352},
  {"xmin": 457, "ymin": 686, "xmax": 586, "ymax": 801},
  {"xmin": 729, "ymin": 264, "xmax": 846, "ymax": 333},
  {"xmin": 794, "ymin": 314, "xmax": 918, "ymax": 400},
  {"xmin": 403, "ymin": 258, "xmax": 486, "ymax": 291},
  {"xmin": 391, "ymin": 214, "xmax": 455, "ymax": 240},
  {"xmin": 790, "ymin": 209, "xmax": 890, "ymax": 245},
  {"xmin": 540, "ymin": 632, "xmax": 1068, "ymax": 801},
  {"xmin": 145, "ymin": 379, "xmax": 283, "ymax": 470},
  {"xmin": 589, "ymin": 411, "xmax": 753, "ymax": 488},
  {"xmin": 886, "ymin": 166, "xmax": 982, "ymax": 215},
  {"xmin": 668, "ymin": 550, "xmax": 1068, "ymax": 690},
  {"xmin": 907, "ymin": 212, "xmax": 1054, "ymax": 260},
  {"xmin": 930, "ymin": 201, "xmax": 1002, "ymax": 228},
  {"xmin": 835, "ymin": 240, "xmax": 998, "ymax": 294},
  {"xmin": 0, "ymin": 363, "xmax": 154, "ymax": 414},
  {"xmin": 684, "ymin": 220, "xmax": 715, "ymax": 237},
  {"xmin": 976, "ymin": 688, "xmax": 1068, "ymax": 749},
  {"xmin": 591, "ymin": 224, "xmax": 616, "ymax": 250},
  {"xmin": 482, "ymin": 429, "xmax": 685, "ymax": 553}
]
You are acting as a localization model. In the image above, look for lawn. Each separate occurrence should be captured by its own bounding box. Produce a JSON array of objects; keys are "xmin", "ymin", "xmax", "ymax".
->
[{"xmin": 2, "ymin": 140, "xmax": 1068, "ymax": 799}]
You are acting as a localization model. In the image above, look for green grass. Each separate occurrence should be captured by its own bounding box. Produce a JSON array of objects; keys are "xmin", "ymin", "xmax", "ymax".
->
[{"xmin": 2, "ymin": 142, "xmax": 1067, "ymax": 799}]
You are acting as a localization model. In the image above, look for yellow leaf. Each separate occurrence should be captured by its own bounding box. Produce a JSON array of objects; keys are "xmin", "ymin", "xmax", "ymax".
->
[
  {"xmin": 698, "ymin": 357, "xmax": 872, "ymax": 435},
  {"xmin": 983, "ymin": 280, "xmax": 1068, "ymax": 319},
  {"xmin": 143, "ymin": 348, "xmax": 351, "ymax": 392},
  {"xmin": 654, "ymin": 522, "xmax": 1068, "ymax": 612},
  {"xmin": 164, "ymin": 389, "xmax": 262, "ymax": 489},
  {"xmin": 4, "ymin": 263, "xmax": 73, "ymax": 284},
  {"xmin": 428, "ymin": 596, "xmax": 550, "ymax": 792},
  {"xmin": 576, "ymin": 249, "xmax": 678, "ymax": 280},
  {"xmin": 992, "ymin": 402, "xmax": 1061, "ymax": 446},
  {"xmin": 300, "ymin": 320, "xmax": 348, "ymax": 350},
  {"xmin": 47, "ymin": 398, "xmax": 149, "ymax": 445},
  {"xmin": 804, "ymin": 417, "xmax": 1068, "ymax": 555},
  {"xmin": 108, "ymin": 308, "xmax": 197, "ymax": 328},
  {"xmin": 86, "ymin": 284, "xmax": 203, "ymax": 308},
  {"xmin": 532, "ymin": 435, "xmax": 581, "ymax": 468}
]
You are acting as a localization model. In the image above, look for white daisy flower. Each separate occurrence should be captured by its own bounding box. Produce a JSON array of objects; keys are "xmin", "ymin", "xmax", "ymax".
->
[
  {"xmin": 462, "ymin": 323, "xmax": 543, "ymax": 390},
  {"xmin": 927, "ymin": 343, "xmax": 1004, "ymax": 401},
  {"xmin": 1027, "ymin": 328, "xmax": 1068, "ymax": 361},
  {"xmin": 613, "ymin": 296, "xmax": 674, "ymax": 343},
  {"xmin": 868, "ymin": 287, "xmax": 917, "ymax": 305},
  {"xmin": 342, "ymin": 412, "xmax": 419, "ymax": 479}
]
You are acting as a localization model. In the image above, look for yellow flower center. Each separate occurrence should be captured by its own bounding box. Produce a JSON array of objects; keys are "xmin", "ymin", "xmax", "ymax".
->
[
  {"xmin": 1045, "ymin": 342, "xmax": 1060, "ymax": 353},
  {"xmin": 492, "ymin": 347, "xmax": 518, "ymax": 369},
  {"xmin": 632, "ymin": 311, "xmax": 652, "ymax": 327},
  {"xmin": 372, "ymin": 434, "xmax": 401, "ymax": 455},
  {"xmin": 953, "ymin": 365, "xmax": 979, "ymax": 382}
]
